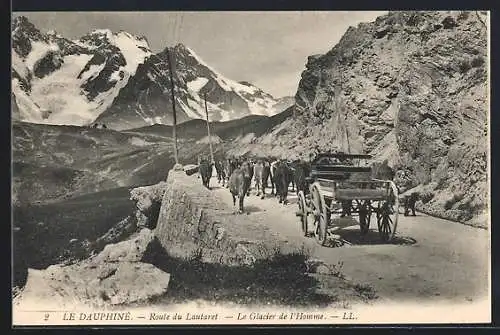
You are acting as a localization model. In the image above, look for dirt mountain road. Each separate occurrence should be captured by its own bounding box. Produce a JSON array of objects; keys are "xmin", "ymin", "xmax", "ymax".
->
[{"xmin": 209, "ymin": 176, "xmax": 490, "ymax": 305}]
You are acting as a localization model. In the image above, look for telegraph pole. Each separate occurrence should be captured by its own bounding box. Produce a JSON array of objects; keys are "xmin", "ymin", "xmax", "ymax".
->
[
  {"xmin": 165, "ymin": 47, "xmax": 179, "ymax": 165},
  {"xmin": 204, "ymin": 92, "xmax": 214, "ymax": 164}
]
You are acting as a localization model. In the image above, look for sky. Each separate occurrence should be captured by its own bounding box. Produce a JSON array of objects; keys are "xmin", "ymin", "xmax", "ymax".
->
[{"xmin": 12, "ymin": 11, "xmax": 386, "ymax": 98}]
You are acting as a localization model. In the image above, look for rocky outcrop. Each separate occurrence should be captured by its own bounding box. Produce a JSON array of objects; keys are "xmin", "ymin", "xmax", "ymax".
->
[
  {"xmin": 240, "ymin": 11, "xmax": 488, "ymax": 227},
  {"xmin": 155, "ymin": 170, "xmax": 304, "ymax": 265},
  {"xmin": 183, "ymin": 164, "xmax": 199, "ymax": 176},
  {"xmin": 13, "ymin": 228, "xmax": 170, "ymax": 309},
  {"xmin": 129, "ymin": 182, "xmax": 167, "ymax": 229}
]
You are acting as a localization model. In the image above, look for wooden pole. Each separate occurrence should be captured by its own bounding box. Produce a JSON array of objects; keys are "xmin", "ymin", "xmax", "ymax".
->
[
  {"xmin": 204, "ymin": 92, "xmax": 215, "ymax": 164},
  {"xmin": 165, "ymin": 47, "xmax": 179, "ymax": 165}
]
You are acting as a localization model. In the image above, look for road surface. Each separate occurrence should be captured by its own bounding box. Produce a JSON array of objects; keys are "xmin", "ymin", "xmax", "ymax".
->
[{"xmin": 209, "ymin": 176, "xmax": 489, "ymax": 305}]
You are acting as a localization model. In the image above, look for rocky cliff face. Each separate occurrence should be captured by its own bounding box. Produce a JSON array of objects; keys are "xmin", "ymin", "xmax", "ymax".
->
[
  {"xmin": 245, "ymin": 11, "xmax": 489, "ymax": 227},
  {"xmin": 11, "ymin": 16, "xmax": 292, "ymax": 129}
]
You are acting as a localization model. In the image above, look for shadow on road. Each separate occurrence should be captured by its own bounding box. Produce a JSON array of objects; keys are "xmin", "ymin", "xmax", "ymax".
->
[
  {"xmin": 302, "ymin": 227, "xmax": 417, "ymax": 248},
  {"xmin": 336, "ymin": 229, "xmax": 418, "ymax": 247},
  {"xmin": 257, "ymin": 196, "xmax": 299, "ymax": 206},
  {"xmin": 242, "ymin": 205, "xmax": 263, "ymax": 214},
  {"xmin": 207, "ymin": 185, "xmax": 224, "ymax": 190}
]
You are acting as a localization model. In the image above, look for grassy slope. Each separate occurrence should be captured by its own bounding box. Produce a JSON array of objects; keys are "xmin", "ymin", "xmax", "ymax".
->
[
  {"xmin": 13, "ymin": 121, "xmax": 181, "ymax": 204},
  {"xmin": 125, "ymin": 109, "xmax": 293, "ymax": 141}
]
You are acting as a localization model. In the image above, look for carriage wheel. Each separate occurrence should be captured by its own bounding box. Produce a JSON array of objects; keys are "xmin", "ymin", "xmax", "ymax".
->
[
  {"xmin": 311, "ymin": 184, "xmax": 329, "ymax": 246},
  {"xmin": 314, "ymin": 213, "xmax": 329, "ymax": 246},
  {"xmin": 297, "ymin": 191, "xmax": 308, "ymax": 236},
  {"xmin": 376, "ymin": 182, "xmax": 399, "ymax": 242},
  {"xmin": 359, "ymin": 200, "xmax": 371, "ymax": 235}
]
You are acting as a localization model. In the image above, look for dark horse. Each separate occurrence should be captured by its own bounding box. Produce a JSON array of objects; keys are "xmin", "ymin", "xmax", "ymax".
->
[
  {"xmin": 214, "ymin": 160, "xmax": 226, "ymax": 186},
  {"xmin": 259, "ymin": 159, "xmax": 272, "ymax": 199},
  {"xmin": 289, "ymin": 159, "xmax": 311, "ymax": 195},
  {"xmin": 199, "ymin": 159, "xmax": 213, "ymax": 189},
  {"xmin": 229, "ymin": 161, "xmax": 253, "ymax": 214},
  {"xmin": 225, "ymin": 158, "xmax": 240, "ymax": 188},
  {"xmin": 274, "ymin": 160, "xmax": 292, "ymax": 205}
]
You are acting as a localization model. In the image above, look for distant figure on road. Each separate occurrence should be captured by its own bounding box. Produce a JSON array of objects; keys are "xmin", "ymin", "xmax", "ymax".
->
[
  {"xmin": 102, "ymin": 124, "xmax": 107, "ymax": 129},
  {"xmin": 402, "ymin": 192, "xmax": 420, "ymax": 216},
  {"xmin": 394, "ymin": 169, "xmax": 413, "ymax": 194}
]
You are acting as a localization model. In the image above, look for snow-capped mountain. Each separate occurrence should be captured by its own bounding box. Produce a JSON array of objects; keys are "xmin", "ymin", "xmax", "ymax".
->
[
  {"xmin": 11, "ymin": 16, "xmax": 293, "ymax": 129},
  {"xmin": 93, "ymin": 44, "xmax": 291, "ymax": 129},
  {"xmin": 11, "ymin": 16, "xmax": 152, "ymax": 126}
]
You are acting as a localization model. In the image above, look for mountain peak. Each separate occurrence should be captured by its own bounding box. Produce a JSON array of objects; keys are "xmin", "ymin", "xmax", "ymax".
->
[
  {"xmin": 12, "ymin": 15, "xmax": 40, "ymax": 35},
  {"xmin": 158, "ymin": 43, "xmax": 188, "ymax": 55},
  {"xmin": 12, "ymin": 15, "xmax": 31, "ymax": 28},
  {"xmin": 90, "ymin": 28, "xmax": 113, "ymax": 36},
  {"xmin": 78, "ymin": 28, "xmax": 152, "ymax": 52}
]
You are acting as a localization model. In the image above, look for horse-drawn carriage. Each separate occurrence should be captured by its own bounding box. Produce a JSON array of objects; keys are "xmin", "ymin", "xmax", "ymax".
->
[{"xmin": 296, "ymin": 152, "xmax": 399, "ymax": 246}]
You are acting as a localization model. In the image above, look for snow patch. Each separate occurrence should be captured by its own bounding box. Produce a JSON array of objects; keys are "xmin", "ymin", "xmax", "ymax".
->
[
  {"xmin": 79, "ymin": 63, "xmax": 106, "ymax": 82},
  {"xmin": 24, "ymin": 41, "xmax": 60, "ymax": 72},
  {"xmin": 109, "ymin": 70, "xmax": 122, "ymax": 83},
  {"xmin": 112, "ymin": 32, "xmax": 151, "ymax": 74},
  {"xmin": 186, "ymin": 47, "xmax": 259, "ymax": 95},
  {"xmin": 90, "ymin": 29, "xmax": 113, "ymax": 40},
  {"xmin": 177, "ymin": 99, "xmax": 204, "ymax": 120},
  {"xmin": 185, "ymin": 46, "xmax": 278, "ymax": 118},
  {"xmin": 12, "ymin": 52, "xmax": 29, "ymax": 79},
  {"xmin": 90, "ymin": 31, "xmax": 152, "ymax": 116},
  {"xmin": 29, "ymin": 54, "xmax": 99, "ymax": 125},
  {"xmin": 187, "ymin": 77, "xmax": 209, "ymax": 92}
]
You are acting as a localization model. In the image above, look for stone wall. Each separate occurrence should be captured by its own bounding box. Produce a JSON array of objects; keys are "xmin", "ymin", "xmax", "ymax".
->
[{"xmin": 154, "ymin": 169, "xmax": 304, "ymax": 266}]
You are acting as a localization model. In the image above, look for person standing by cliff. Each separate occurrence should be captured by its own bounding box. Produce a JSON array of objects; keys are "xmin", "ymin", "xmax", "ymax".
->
[{"xmin": 374, "ymin": 159, "xmax": 395, "ymax": 181}]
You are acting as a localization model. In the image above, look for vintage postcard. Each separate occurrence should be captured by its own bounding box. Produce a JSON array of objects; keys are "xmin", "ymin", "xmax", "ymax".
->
[{"xmin": 11, "ymin": 10, "xmax": 491, "ymax": 326}]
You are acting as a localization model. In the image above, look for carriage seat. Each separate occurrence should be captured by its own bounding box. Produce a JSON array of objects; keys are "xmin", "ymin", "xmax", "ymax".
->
[{"xmin": 309, "ymin": 164, "xmax": 371, "ymax": 181}]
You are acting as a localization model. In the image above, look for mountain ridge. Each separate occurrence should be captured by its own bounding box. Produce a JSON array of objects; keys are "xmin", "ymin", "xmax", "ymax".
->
[{"xmin": 11, "ymin": 16, "xmax": 294, "ymax": 129}]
